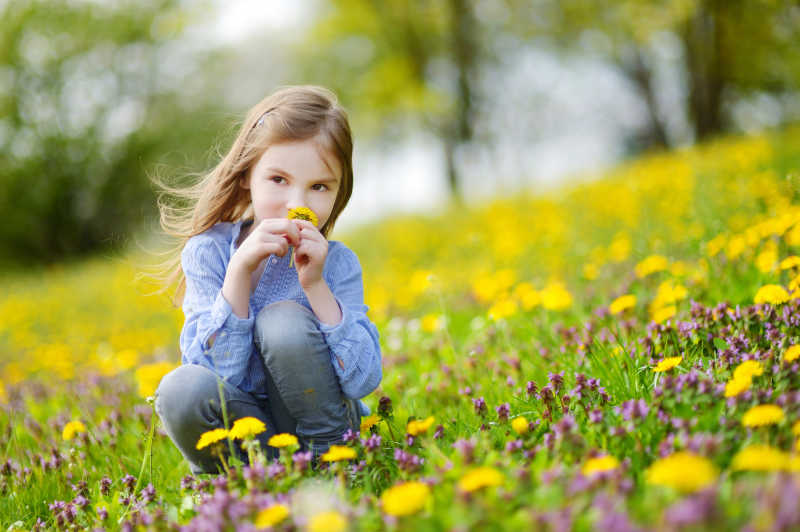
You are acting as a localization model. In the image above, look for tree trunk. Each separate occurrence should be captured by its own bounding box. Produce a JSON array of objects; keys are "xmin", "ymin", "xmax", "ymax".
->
[
  {"xmin": 444, "ymin": 0, "xmax": 478, "ymax": 204},
  {"xmin": 625, "ymin": 47, "xmax": 671, "ymax": 149},
  {"xmin": 682, "ymin": 0, "xmax": 725, "ymax": 141}
]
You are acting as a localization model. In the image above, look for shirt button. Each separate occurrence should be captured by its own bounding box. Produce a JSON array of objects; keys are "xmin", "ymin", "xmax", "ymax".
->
[{"xmin": 270, "ymin": 257, "xmax": 277, "ymax": 264}]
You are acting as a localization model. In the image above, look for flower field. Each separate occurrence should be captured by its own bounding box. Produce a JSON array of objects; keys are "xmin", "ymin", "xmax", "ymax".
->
[{"xmin": 3, "ymin": 125, "xmax": 800, "ymax": 530}]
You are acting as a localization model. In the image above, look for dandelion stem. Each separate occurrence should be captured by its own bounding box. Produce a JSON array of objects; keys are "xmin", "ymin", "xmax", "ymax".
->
[{"xmin": 218, "ymin": 379, "xmax": 236, "ymax": 461}]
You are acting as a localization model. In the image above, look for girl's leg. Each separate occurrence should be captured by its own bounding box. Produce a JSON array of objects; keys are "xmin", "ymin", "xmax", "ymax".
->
[
  {"xmin": 254, "ymin": 301, "xmax": 360, "ymax": 457},
  {"xmin": 155, "ymin": 364, "xmax": 277, "ymax": 474}
]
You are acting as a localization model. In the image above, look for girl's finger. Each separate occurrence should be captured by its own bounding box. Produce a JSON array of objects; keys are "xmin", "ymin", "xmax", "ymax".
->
[
  {"xmin": 259, "ymin": 230, "xmax": 298, "ymax": 247},
  {"xmin": 259, "ymin": 218, "xmax": 300, "ymax": 244},
  {"xmin": 293, "ymin": 219, "xmax": 321, "ymax": 233}
]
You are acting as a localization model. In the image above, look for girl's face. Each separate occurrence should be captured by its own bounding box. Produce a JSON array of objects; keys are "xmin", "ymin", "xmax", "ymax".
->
[{"xmin": 243, "ymin": 135, "xmax": 342, "ymax": 230}]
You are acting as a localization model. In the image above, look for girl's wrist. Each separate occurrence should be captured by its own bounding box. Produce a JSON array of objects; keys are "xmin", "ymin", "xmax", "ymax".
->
[
  {"xmin": 300, "ymin": 277, "xmax": 325, "ymax": 292},
  {"xmin": 228, "ymin": 252, "xmax": 254, "ymax": 276},
  {"xmin": 303, "ymin": 279, "xmax": 342, "ymax": 326}
]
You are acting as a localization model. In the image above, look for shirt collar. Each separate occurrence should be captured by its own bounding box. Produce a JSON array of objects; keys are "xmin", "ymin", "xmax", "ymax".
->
[{"xmin": 231, "ymin": 218, "xmax": 254, "ymax": 254}]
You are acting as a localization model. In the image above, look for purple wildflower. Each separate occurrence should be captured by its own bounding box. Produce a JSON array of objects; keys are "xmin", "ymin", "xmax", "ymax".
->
[
  {"xmin": 362, "ymin": 434, "xmax": 382, "ymax": 452},
  {"xmin": 393, "ymin": 448, "xmax": 424, "ymax": 472},
  {"xmin": 505, "ymin": 439, "xmax": 524, "ymax": 453},
  {"xmin": 452, "ymin": 438, "xmax": 475, "ymax": 463},
  {"xmin": 342, "ymin": 429, "xmax": 359, "ymax": 443},
  {"xmin": 100, "ymin": 476, "xmax": 112, "ymax": 496},
  {"xmin": 292, "ymin": 451, "xmax": 313, "ymax": 473},
  {"xmin": 266, "ymin": 461, "xmax": 286, "ymax": 479},
  {"xmin": 121, "ymin": 474, "xmax": 136, "ymax": 492},
  {"xmin": 472, "ymin": 396, "xmax": 487, "ymax": 415},
  {"xmin": 496, "ymin": 402, "xmax": 510, "ymax": 421}
]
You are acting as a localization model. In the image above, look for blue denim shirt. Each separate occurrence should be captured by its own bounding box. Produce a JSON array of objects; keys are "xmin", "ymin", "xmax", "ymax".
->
[{"xmin": 179, "ymin": 220, "xmax": 381, "ymax": 416}]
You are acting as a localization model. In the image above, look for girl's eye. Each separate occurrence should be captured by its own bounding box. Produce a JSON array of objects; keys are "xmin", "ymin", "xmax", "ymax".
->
[
  {"xmin": 312, "ymin": 184, "xmax": 328, "ymax": 191},
  {"xmin": 270, "ymin": 176, "xmax": 285, "ymax": 184}
]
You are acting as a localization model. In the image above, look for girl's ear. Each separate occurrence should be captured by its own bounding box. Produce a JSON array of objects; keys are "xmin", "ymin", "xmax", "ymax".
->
[{"xmin": 239, "ymin": 172, "xmax": 251, "ymax": 190}]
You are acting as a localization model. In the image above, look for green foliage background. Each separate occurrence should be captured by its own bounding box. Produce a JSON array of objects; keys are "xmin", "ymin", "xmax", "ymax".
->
[{"xmin": 0, "ymin": 0, "xmax": 227, "ymax": 265}]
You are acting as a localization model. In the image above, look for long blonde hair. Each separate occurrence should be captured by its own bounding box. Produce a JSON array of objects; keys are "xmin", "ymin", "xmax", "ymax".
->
[{"xmin": 152, "ymin": 85, "xmax": 354, "ymax": 305}]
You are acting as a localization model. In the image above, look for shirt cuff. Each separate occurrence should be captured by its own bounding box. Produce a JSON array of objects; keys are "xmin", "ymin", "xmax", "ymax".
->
[{"xmin": 210, "ymin": 290, "xmax": 255, "ymax": 334}]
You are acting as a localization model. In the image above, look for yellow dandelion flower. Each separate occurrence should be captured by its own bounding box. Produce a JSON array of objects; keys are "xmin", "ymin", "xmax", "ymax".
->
[
  {"xmin": 581, "ymin": 455, "xmax": 619, "ymax": 476},
  {"xmin": 540, "ymin": 282, "xmax": 573, "ymax": 311},
  {"xmin": 458, "ymin": 467, "xmax": 504, "ymax": 492},
  {"xmin": 731, "ymin": 444, "xmax": 790, "ymax": 472},
  {"xmin": 706, "ymin": 235, "xmax": 726, "ymax": 257},
  {"xmin": 724, "ymin": 375, "xmax": 752, "ymax": 398},
  {"xmin": 511, "ymin": 416, "xmax": 529, "ymax": 435},
  {"xmin": 645, "ymin": 452, "xmax": 716, "ymax": 493},
  {"xmin": 583, "ymin": 263, "xmax": 599, "ymax": 280},
  {"xmin": 360, "ymin": 414, "xmax": 380, "ymax": 432},
  {"xmin": 793, "ymin": 420, "xmax": 800, "ymax": 436},
  {"xmin": 653, "ymin": 356, "xmax": 682, "ymax": 373},
  {"xmin": 726, "ymin": 235, "xmax": 747, "ymax": 259},
  {"xmin": 196, "ymin": 428, "xmax": 229, "ymax": 450},
  {"xmin": 287, "ymin": 206, "xmax": 319, "ymax": 227},
  {"xmin": 134, "ymin": 362, "xmax": 177, "ymax": 398},
  {"xmin": 229, "ymin": 417, "xmax": 267, "ymax": 440},
  {"xmin": 742, "ymin": 404, "xmax": 785, "ymax": 427},
  {"xmin": 670, "ymin": 261, "xmax": 688, "ymax": 277},
  {"xmin": 308, "ymin": 511, "xmax": 347, "ymax": 532},
  {"xmin": 62, "ymin": 420, "xmax": 87, "ymax": 441},
  {"xmin": 321, "ymin": 445, "xmax": 357, "ymax": 462},
  {"xmin": 609, "ymin": 233, "xmax": 631, "ymax": 262},
  {"xmin": 784, "ymin": 345, "xmax": 800, "ymax": 363},
  {"xmin": 653, "ymin": 280, "xmax": 688, "ymax": 306},
  {"xmin": 488, "ymin": 298, "xmax": 518, "ymax": 321},
  {"xmin": 755, "ymin": 248, "xmax": 777, "ymax": 273},
  {"xmin": 733, "ymin": 360, "xmax": 763, "ymax": 381},
  {"xmin": 380, "ymin": 481, "xmax": 431, "ymax": 517},
  {"xmin": 254, "ymin": 504, "xmax": 290, "ymax": 527},
  {"xmin": 268, "ymin": 433, "xmax": 299, "ymax": 448},
  {"xmin": 609, "ymin": 294, "xmax": 636, "ymax": 315},
  {"xmin": 754, "ymin": 284, "xmax": 790, "ymax": 305},
  {"xmin": 420, "ymin": 313, "xmax": 443, "ymax": 332},
  {"xmin": 513, "ymin": 282, "xmax": 541, "ymax": 310},
  {"xmin": 651, "ymin": 305, "xmax": 677, "ymax": 324},
  {"xmin": 635, "ymin": 255, "xmax": 668, "ymax": 278},
  {"xmin": 780, "ymin": 256, "xmax": 800, "ymax": 270},
  {"xmin": 407, "ymin": 416, "xmax": 435, "ymax": 436}
]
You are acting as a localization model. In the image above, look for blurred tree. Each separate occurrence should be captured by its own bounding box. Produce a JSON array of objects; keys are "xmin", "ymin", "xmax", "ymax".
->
[
  {"xmin": 0, "ymin": 0, "xmax": 222, "ymax": 265},
  {"xmin": 506, "ymin": 0, "xmax": 800, "ymax": 146},
  {"xmin": 295, "ymin": 0, "xmax": 488, "ymax": 203},
  {"xmin": 299, "ymin": 0, "xmax": 799, "ymax": 197}
]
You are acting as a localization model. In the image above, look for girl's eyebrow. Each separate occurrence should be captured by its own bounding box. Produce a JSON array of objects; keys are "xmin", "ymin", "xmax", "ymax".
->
[{"xmin": 265, "ymin": 166, "xmax": 339, "ymax": 183}]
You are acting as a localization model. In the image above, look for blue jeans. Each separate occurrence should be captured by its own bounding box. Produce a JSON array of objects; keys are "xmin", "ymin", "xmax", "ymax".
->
[{"xmin": 155, "ymin": 301, "xmax": 360, "ymax": 474}]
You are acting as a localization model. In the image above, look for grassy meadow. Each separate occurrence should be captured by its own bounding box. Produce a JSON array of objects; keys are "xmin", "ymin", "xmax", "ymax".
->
[{"xmin": 3, "ymin": 125, "xmax": 800, "ymax": 530}]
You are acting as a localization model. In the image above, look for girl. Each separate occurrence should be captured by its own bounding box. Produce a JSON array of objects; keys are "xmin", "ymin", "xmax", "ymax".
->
[{"xmin": 153, "ymin": 85, "xmax": 382, "ymax": 474}]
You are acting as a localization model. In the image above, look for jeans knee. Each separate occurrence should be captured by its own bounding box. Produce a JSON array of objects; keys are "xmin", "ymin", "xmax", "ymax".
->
[
  {"xmin": 255, "ymin": 301, "xmax": 320, "ymax": 367},
  {"xmin": 155, "ymin": 365, "xmax": 218, "ymax": 430}
]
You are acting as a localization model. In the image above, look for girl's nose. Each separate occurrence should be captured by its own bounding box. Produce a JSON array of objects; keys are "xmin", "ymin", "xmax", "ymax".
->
[{"xmin": 286, "ymin": 188, "xmax": 307, "ymax": 210}]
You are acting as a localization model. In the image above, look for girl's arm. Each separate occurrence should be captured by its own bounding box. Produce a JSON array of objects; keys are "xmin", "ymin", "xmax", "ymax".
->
[
  {"xmin": 317, "ymin": 243, "xmax": 382, "ymax": 399},
  {"xmin": 179, "ymin": 235, "xmax": 256, "ymax": 388},
  {"xmin": 223, "ymin": 218, "xmax": 300, "ymax": 318},
  {"xmin": 303, "ymin": 280, "xmax": 343, "ymax": 327}
]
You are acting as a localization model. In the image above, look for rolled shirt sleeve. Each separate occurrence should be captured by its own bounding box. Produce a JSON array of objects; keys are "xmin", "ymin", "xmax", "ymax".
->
[
  {"xmin": 179, "ymin": 236, "xmax": 255, "ymax": 388},
  {"xmin": 319, "ymin": 244, "xmax": 383, "ymax": 400}
]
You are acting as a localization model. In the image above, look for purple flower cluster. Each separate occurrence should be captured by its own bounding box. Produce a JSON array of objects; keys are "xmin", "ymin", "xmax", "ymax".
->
[{"xmin": 393, "ymin": 448, "xmax": 424, "ymax": 472}]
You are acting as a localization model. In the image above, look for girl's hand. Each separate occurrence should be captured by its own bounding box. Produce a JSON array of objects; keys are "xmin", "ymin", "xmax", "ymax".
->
[
  {"xmin": 231, "ymin": 219, "xmax": 300, "ymax": 274},
  {"xmin": 291, "ymin": 219, "xmax": 328, "ymax": 289}
]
